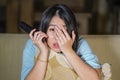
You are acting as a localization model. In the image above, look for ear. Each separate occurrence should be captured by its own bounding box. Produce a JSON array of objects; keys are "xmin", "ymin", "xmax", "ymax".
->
[{"xmin": 72, "ymin": 30, "xmax": 75, "ymax": 42}]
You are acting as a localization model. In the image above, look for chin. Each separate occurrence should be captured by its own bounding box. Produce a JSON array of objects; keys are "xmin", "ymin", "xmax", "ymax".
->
[{"xmin": 53, "ymin": 48, "xmax": 61, "ymax": 53}]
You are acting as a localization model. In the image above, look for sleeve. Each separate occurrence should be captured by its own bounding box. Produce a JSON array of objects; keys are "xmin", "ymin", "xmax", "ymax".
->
[
  {"xmin": 21, "ymin": 39, "xmax": 36, "ymax": 80},
  {"xmin": 77, "ymin": 38, "xmax": 101, "ymax": 68}
]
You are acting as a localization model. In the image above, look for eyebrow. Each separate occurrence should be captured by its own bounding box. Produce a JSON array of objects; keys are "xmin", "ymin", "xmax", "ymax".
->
[
  {"xmin": 49, "ymin": 24, "xmax": 56, "ymax": 26},
  {"xmin": 49, "ymin": 24, "xmax": 66, "ymax": 27}
]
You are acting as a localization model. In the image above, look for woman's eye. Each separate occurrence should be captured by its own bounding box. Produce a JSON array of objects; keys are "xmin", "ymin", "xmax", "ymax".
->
[{"xmin": 50, "ymin": 28, "xmax": 54, "ymax": 31}]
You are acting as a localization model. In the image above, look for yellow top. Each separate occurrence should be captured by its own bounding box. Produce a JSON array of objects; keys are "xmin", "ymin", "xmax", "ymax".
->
[{"xmin": 35, "ymin": 49, "xmax": 80, "ymax": 80}]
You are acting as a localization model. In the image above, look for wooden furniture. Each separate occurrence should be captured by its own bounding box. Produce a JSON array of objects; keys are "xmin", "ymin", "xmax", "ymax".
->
[{"xmin": 5, "ymin": 0, "xmax": 92, "ymax": 34}]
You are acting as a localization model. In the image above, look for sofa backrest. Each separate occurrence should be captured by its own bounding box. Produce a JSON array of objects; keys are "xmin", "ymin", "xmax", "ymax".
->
[
  {"xmin": 0, "ymin": 34, "xmax": 120, "ymax": 80},
  {"xmin": 0, "ymin": 34, "xmax": 29, "ymax": 80},
  {"xmin": 84, "ymin": 35, "xmax": 120, "ymax": 80}
]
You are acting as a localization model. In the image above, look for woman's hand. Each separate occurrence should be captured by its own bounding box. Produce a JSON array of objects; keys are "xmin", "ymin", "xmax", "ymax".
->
[
  {"xmin": 29, "ymin": 29, "xmax": 49, "ymax": 54},
  {"xmin": 54, "ymin": 25, "xmax": 75, "ymax": 53}
]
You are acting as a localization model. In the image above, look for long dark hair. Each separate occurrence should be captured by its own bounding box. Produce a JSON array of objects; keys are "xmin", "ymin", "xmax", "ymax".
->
[{"xmin": 39, "ymin": 4, "xmax": 79, "ymax": 52}]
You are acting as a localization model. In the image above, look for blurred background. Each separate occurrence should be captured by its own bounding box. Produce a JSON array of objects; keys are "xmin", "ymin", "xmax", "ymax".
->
[{"xmin": 0, "ymin": 0, "xmax": 120, "ymax": 35}]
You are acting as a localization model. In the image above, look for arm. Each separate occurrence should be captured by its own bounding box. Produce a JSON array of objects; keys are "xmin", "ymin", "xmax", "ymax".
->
[
  {"xmin": 64, "ymin": 39, "xmax": 101, "ymax": 80},
  {"xmin": 21, "ymin": 39, "xmax": 36, "ymax": 80},
  {"xmin": 21, "ymin": 39, "xmax": 48, "ymax": 80},
  {"xmin": 21, "ymin": 30, "xmax": 49, "ymax": 80},
  {"xmin": 77, "ymin": 39, "xmax": 101, "ymax": 77},
  {"xmin": 54, "ymin": 26, "xmax": 101, "ymax": 80},
  {"xmin": 64, "ymin": 49, "xmax": 100, "ymax": 80},
  {"xmin": 25, "ymin": 54, "xmax": 48, "ymax": 80}
]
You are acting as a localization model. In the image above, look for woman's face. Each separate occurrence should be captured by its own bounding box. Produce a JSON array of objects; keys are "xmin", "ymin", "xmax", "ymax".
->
[{"xmin": 46, "ymin": 16, "xmax": 66, "ymax": 53}]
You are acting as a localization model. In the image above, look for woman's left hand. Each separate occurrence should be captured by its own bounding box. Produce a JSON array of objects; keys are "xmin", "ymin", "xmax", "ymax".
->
[{"xmin": 54, "ymin": 25, "xmax": 75, "ymax": 53}]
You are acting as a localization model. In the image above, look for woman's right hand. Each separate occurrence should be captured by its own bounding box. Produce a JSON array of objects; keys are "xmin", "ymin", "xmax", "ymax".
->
[{"xmin": 29, "ymin": 29, "xmax": 49, "ymax": 55}]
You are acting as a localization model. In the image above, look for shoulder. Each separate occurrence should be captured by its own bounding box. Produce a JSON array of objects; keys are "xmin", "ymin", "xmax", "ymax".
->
[
  {"xmin": 77, "ymin": 37, "xmax": 92, "ymax": 54},
  {"xmin": 76, "ymin": 37, "xmax": 101, "ymax": 68},
  {"xmin": 25, "ymin": 39, "xmax": 34, "ymax": 47},
  {"xmin": 23, "ymin": 39, "xmax": 37, "ymax": 56},
  {"xmin": 21, "ymin": 39, "xmax": 36, "ymax": 80}
]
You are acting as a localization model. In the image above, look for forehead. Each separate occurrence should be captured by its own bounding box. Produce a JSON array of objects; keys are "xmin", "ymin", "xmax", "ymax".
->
[{"xmin": 49, "ymin": 16, "xmax": 65, "ymax": 25}]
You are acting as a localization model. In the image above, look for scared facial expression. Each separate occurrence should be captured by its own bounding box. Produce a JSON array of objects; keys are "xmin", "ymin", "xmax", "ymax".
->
[{"xmin": 46, "ymin": 16, "xmax": 66, "ymax": 53}]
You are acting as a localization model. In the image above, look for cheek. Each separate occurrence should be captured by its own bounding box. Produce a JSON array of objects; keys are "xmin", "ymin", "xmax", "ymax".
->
[
  {"xmin": 47, "ymin": 33, "xmax": 53, "ymax": 37},
  {"xmin": 47, "ymin": 34, "xmax": 54, "ymax": 47},
  {"xmin": 47, "ymin": 31, "xmax": 56, "ymax": 40}
]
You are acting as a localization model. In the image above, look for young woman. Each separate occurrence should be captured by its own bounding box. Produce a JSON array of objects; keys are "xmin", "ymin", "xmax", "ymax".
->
[{"xmin": 21, "ymin": 4, "xmax": 101, "ymax": 80}]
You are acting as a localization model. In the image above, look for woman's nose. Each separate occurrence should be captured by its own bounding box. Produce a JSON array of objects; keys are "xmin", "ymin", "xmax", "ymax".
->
[{"xmin": 48, "ymin": 32, "xmax": 56, "ymax": 38}]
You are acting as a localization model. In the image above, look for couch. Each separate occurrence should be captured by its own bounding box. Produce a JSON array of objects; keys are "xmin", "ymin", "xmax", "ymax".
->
[{"xmin": 0, "ymin": 34, "xmax": 119, "ymax": 80}]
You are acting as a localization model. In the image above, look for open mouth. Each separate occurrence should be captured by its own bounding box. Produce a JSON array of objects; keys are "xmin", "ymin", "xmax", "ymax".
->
[{"xmin": 53, "ymin": 43, "xmax": 59, "ymax": 49}]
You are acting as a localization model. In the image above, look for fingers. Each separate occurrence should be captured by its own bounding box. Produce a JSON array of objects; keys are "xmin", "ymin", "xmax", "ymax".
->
[
  {"xmin": 72, "ymin": 30, "xmax": 75, "ymax": 42},
  {"xmin": 60, "ymin": 25, "xmax": 70, "ymax": 40},
  {"xmin": 54, "ymin": 25, "xmax": 76, "ymax": 46},
  {"xmin": 29, "ymin": 29, "xmax": 47, "ymax": 43},
  {"xmin": 54, "ymin": 25, "xmax": 71, "ymax": 41},
  {"xmin": 60, "ymin": 25, "xmax": 76, "ymax": 42},
  {"xmin": 55, "ymin": 25, "xmax": 66, "ymax": 43},
  {"xmin": 29, "ymin": 29, "xmax": 36, "ymax": 41}
]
